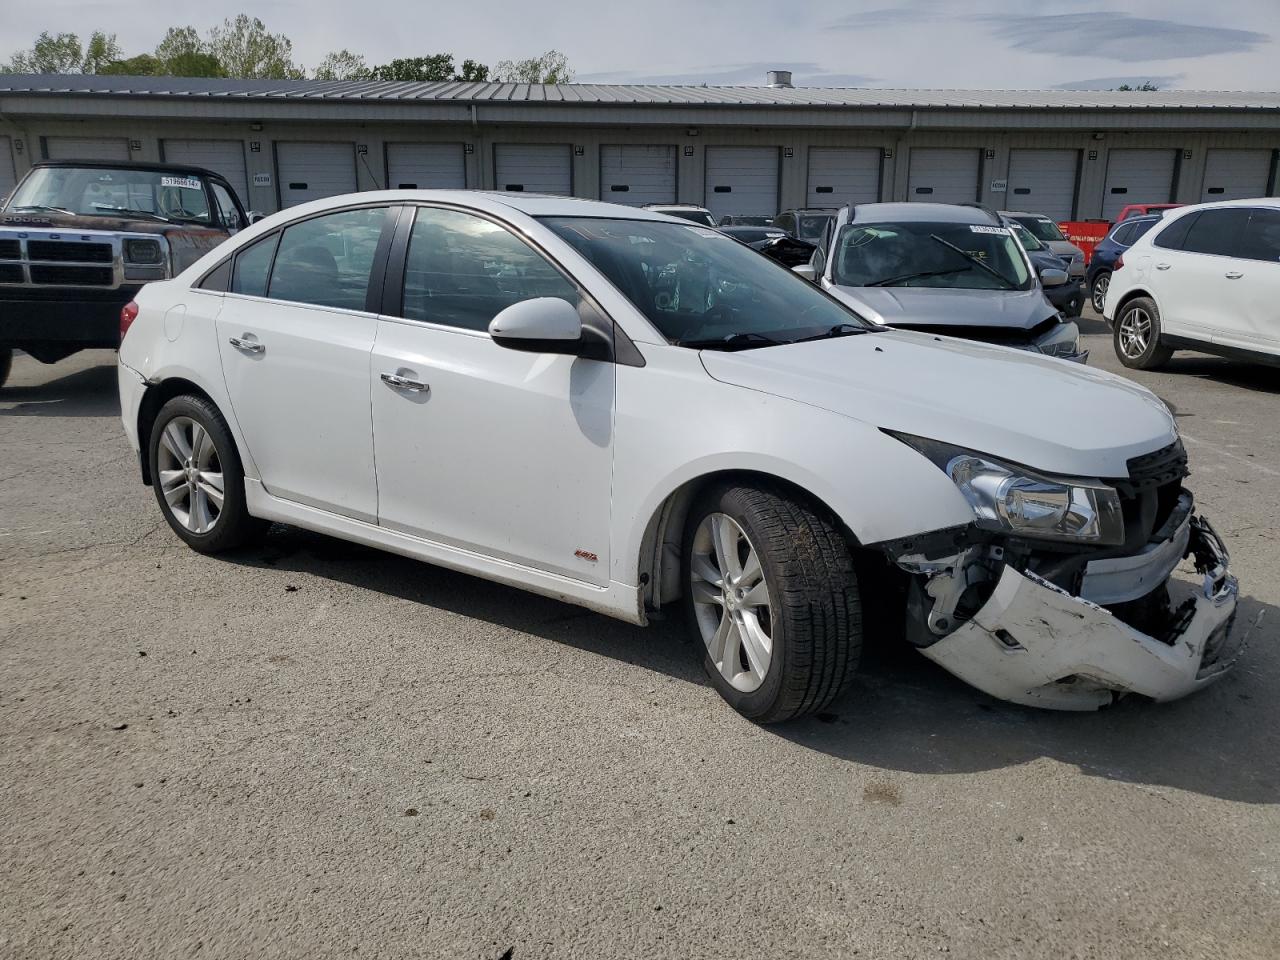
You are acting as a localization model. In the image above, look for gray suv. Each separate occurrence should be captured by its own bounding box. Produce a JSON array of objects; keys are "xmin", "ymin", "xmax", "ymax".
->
[
  {"xmin": 797, "ymin": 202, "xmax": 1086, "ymax": 361},
  {"xmin": 1001, "ymin": 210, "xmax": 1085, "ymax": 279}
]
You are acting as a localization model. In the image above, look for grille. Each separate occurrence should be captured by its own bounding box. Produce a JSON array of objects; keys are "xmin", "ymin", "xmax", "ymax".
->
[
  {"xmin": 28, "ymin": 240, "xmax": 113, "ymax": 263},
  {"xmin": 1126, "ymin": 440, "xmax": 1189, "ymax": 491},
  {"xmin": 0, "ymin": 263, "xmax": 22, "ymax": 283},
  {"xmin": 29, "ymin": 264, "xmax": 114, "ymax": 286},
  {"xmin": 1114, "ymin": 440, "xmax": 1189, "ymax": 541},
  {"xmin": 0, "ymin": 239, "xmax": 19, "ymax": 260}
]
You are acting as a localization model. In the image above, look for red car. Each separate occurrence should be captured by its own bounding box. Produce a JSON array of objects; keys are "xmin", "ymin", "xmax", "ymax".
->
[{"xmin": 1115, "ymin": 203, "xmax": 1182, "ymax": 222}]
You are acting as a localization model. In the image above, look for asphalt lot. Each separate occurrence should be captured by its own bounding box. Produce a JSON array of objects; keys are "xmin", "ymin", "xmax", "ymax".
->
[{"xmin": 2, "ymin": 310, "xmax": 1278, "ymax": 959}]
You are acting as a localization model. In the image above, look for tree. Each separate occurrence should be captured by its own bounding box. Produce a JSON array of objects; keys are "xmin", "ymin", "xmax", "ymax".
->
[
  {"xmin": 314, "ymin": 49, "xmax": 371, "ymax": 80},
  {"xmin": 1114, "ymin": 81, "xmax": 1160, "ymax": 91},
  {"xmin": 457, "ymin": 59, "xmax": 490, "ymax": 82},
  {"xmin": 99, "ymin": 53, "xmax": 162, "ymax": 76},
  {"xmin": 82, "ymin": 31, "xmax": 123, "ymax": 74},
  {"xmin": 2, "ymin": 30, "xmax": 120, "ymax": 74},
  {"xmin": 208, "ymin": 15, "xmax": 304, "ymax": 80},
  {"xmin": 492, "ymin": 50, "xmax": 573, "ymax": 84},
  {"xmin": 370, "ymin": 55, "xmax": 455, "ymax": 82},
  {"xmin": 154, "ymin": 26, "xmax": 224, "ymax": 77}
]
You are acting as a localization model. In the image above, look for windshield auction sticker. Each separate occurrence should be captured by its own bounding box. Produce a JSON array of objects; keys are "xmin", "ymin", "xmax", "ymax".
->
[
  {"xmin": 968, "ymin": 225, "xmax": 1010, "ymax": 235},
  {"xmin": 686, "ymin": 226, "xmax": 731, "ymax": 239},
  {"xmin": 161, "ymin": 176, "xmax": 203, "ymax": 190}
]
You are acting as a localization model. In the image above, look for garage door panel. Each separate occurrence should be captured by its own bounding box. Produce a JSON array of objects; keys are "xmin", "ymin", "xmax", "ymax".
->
[
  {"xmin": 600, "ymin": 145, "xmax": 676, "ymax": 206},
  {"xmin": 1006, "ymin": 149, "xmax": 1078, "ymax": 220},
  {"xmin": 276, "ymin": 142, "xmax": 357, "ymax": 208},
  {"xmin": 163, "ymin": 139, "xmax": 249, "ymax": 202},
  {"xmin": 0, "ymin": 137, "xmax": 15, "ymax": 198},
  {"xmin": 387, "ymin": 143, "xmax": 466, "ymax": 190},
  {"xmin": 908, "ymin": 148, "xmax": 980, "ymax": 204},
  {"xmin": 495, "ymin": 144, "xmax": 571, "ymax": 195},
  {"xmin": 45, "ymin": 137, "xmax": 130, "ymax": 161},
  {"xmin": 705, "ymin": 146, "xmax": 779, "ymax": 220},
  {"xmin": 807, "ymin": 148, "xmax": 880, "ymax": 207},
  {"xmin": 1103, "ymin": 149, "xmax": 1176, "ymax": 220},
  {"xmin": 1202, "ymin": 149, "xmax": 1273, "ymax": 201}
]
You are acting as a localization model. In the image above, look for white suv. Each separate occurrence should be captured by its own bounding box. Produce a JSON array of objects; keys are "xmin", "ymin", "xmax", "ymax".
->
[{"xmin": 1103, "ymin": 199, "xmax": 1280, "ymax": 369}]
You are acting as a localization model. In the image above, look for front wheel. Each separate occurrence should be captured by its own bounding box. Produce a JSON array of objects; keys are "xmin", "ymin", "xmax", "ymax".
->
[
  {"xmin": 682, "ymin": 484, "xmax": 862, "ymax": 723},
  {"xmin": 1090, "ymin": 271, "xmax": 1111, "ymax": 314},
  {"xmin": 1113, "ymin": 296, "xmax": 1174, "ymax": 370}
]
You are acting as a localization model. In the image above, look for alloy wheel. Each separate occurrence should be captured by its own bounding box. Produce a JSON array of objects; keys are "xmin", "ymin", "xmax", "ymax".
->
[
  {"xmin": 690, "ymin": 512, "xmax": 774, "ymax": 693},
  {"xmin": 156, "ymin": 416, "xmax": 224, "ymax": 534},
  {"xmin": 1118, "ymin": 306, "xmax": 1153, "ymax": 360},
  {"xmin": 1092, "ymin": 273, "xmax": 1110, "ymax": 313}
]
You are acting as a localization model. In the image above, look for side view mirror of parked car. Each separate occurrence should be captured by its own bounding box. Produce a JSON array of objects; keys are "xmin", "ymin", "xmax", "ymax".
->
[
  {"xmin": 1038, "ymin": 266, "xmax": 1069, "ymax": 287},
  {"xmin": 792, "ymin": 263, "xmax": 817, "ymax": 282},
  {"xmin": 488, "ymin": 297, "xmax": 585, "ymax": 355},
  {"xmin": 248, "ymin": 211, "xmax": 267, "ymax": 225}
]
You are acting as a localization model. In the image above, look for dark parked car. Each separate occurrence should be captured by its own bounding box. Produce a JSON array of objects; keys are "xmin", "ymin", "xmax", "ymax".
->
[
  {"xmin": 0, "ymin": 160, "xmax": 256, "ymax": 388},
  {"xmin": 718, "ymin": 224, "xmax": 817, "ymax": 267},
  {"xmin": 1005, "ymin": 218, "xmax": 1084, "ymax": 318},
  {"xmin": 772, "ymin": 208, "xmax": 836, "ymax": 243},
  {"xmin": 1086, "ymin": 214, "xmax": 1162, "ymax": 313}
]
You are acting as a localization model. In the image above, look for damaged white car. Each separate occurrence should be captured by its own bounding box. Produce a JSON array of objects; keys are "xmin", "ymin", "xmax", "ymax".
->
[{"xmin": 117, "ymin": 193, "xmax": 1241, "ymax": 723}]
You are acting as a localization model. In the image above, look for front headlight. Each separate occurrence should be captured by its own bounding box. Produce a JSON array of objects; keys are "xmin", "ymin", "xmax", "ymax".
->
[
  {"xmin": 889, "ymin": 433, "xmax": 1125, "ymax": 546},
  {"xmin": 123, "ymin": 238, "xmax": 162, "ymax": 264},
  {"xmin": 1034, "ymin": 320, "xmax": 1081, "ymax": 359}
]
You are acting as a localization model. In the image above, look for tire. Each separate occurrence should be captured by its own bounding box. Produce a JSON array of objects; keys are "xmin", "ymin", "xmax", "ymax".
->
[
  {"xmin": 1113, "ymin": 296, "xmax": 1174, "ymax": 370},
  {"xmin": 682, "ymin": 483, "xmax": 862, "ymax": 723},
  {"xmin": 1090, "ymin": 270, "xmax": 1111, "ymax": 314},
  {"xmin": 148, "ymin": 394, "xmax": 266, "ymax": 553},
  {"xmin": 0, "ymin": 348, "xmax": 11, "ymax": 390}
]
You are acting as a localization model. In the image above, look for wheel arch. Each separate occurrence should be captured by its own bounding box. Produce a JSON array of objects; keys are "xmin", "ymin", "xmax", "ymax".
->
[
  {"xmin": 136, "ymin": 377, "xmax": 225, "ymax": 485},
  {"xmin": 1112, "ymin": 285, "xmax": 1158, "ymax": 323}
]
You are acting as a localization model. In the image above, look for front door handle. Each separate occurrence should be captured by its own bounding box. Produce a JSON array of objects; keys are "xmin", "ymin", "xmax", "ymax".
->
[
  {"xmin": 1155, "ymin": 263, "xmax": 1172, "ymax": 271},
  {"xmin": 1225, "ymin": 271, "xmax": 1244, "ymax": 279},
  {"xmin": 381, "ymin": 372, "xmax": 429, "ymax": 393},
  {"xmin": 228, "ymin": 335, "xmax": 265, "ymax": 353}
]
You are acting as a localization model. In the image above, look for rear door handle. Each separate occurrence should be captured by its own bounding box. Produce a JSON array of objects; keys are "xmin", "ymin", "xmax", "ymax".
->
[
  {"xmin": 1155, "ymin": 263, "xmax": 1172, "ymax": 271},
  {"xmin": 228, "ymin": 335, "xmax": 265, "ymax": 353},
  {"xmin": 381, "ymin": 372, "xmax": 429, "ymax": 393},
  {"xmin": 1225, "ymin": 271, "xmax": 1244, "ymax": 279}
]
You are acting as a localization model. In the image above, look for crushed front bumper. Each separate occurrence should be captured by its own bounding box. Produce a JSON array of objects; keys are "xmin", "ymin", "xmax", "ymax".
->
[{"xmin": 917, "ymin": 517, "xmax": 1241, "ymax": 710}]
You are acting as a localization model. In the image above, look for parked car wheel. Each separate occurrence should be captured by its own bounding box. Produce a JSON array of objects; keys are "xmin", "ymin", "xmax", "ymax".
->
[
  {"xmin": 1114, "ymin": 297, "xmax": 1174, "ymax": 370},
  {"xmin": 148, "ymin": 395, "xmax": 266, "ymax": 553},
  {"xmin": 0, "ymin": 347, "xmax": 11, "ymax": 390},
  {"xmin": 1090, "ymin": 271, "xmax": 1111, "ymax": 314},
  {"xmin": 683, "ymin": 484, "xmax": 862, "ymax": 723}
]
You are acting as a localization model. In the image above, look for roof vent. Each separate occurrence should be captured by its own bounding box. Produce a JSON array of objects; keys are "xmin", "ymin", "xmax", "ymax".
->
[{"xmin": 766, "ymin": 70, "xmax": 793, "ymax": 89}]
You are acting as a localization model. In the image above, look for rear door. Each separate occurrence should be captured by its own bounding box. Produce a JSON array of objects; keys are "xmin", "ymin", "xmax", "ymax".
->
[
  {"xmin": 600, "ymin": 145, "xmax": 676, "ymax": 206},
  {"xmin": 907, "ymin": 148, "xmax": 980, "ymax": 204},
  {"xmin": 1151, "ymin": 207, "xmax": 1248, "ymax": 341},
  {"xmin": 1006, "ymin": 149, "xmax": 1079, "ymax": 220},
  {"xmin": 386, "ymin": 143, "xmax": 466, "ymax": 189},
  {"xmin": 1103, "ymin": 149, "xmax": 1177, "ymax": 220},
  {"xmin": 275, "ymin": 142, "xmax": 357, "ymax": 208},
  {"xmin": 705, "ymin": 146, "xmax": 780, "ymax": 221},
  {"xmin": 163, "ymin": 139, "xmax": 250, "ymax": 201},
  {"xmin": 806, "ymin": 148, "xmax": 880, "ymax": 207},
  {"xmin": 44, "ymin": 137, "xmax": 130, "ymax": 161},
  {"xmin": 494, "ymin": 144, "xmax": 572, "ymax": 195},
  {"xmin": 216, "ymin": 204, "xmax": 395, "ymax": 521},
  {"xmin": 1215, "ymin": 207, "xmax": 1280, "ymax": 355}
]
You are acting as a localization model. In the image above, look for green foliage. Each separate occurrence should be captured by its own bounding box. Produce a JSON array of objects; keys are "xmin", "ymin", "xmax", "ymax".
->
[
  {"xmin": 457, "ymin": 59, "xmax": 490, "ymax": 83},
  {"xmin": 369, "ymin": 55, "xmax": 456, "ymax": 82},
  {"xmin": 99, "ymin": 53, "xmax": 162, "ymax": 76},
  {"xmin": 493, "ymin": 50, "xmax": 574, "ymax": 84},
  {"xmin": 314, "ymin": 50, "xmax": 371, "ymax": 81},
  {"xmin": 208, "ymin": 14, "xmax": 304, "ymax": 80},
  {"xmin": 1114, "ymin": 82, "xmax": 1160, "ymax": 91},
  {"xmin": 2, "ymin": 30, "xmax": 120, "ymax": 74}
]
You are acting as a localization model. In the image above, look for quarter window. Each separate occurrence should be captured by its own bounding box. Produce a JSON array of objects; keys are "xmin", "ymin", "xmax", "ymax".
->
[
  {"xmin": 230, "ymin": 233, "xmax": 279, "ymax": 297},
  {"xmin": 267, "ymin": 207, "xmax": 388, "ymax": 311},
  {"xmin": 1152, "ymin": 212, "xmax": 1199, "ymax": 250},
  {"xmin": 400, "ymin": 206, "xmax": 580, "ymax": 331},
  {"xmin": 1239, "ymin": 208, "xmax": 1280, "ymax": 263},
  {"xmin": 1179, "ymin": 208, "xmax": 1250, "ymax": 257},
  {"xmin": 1110, "ymin": 222, "xmax": 1136, "ymax": 246}
]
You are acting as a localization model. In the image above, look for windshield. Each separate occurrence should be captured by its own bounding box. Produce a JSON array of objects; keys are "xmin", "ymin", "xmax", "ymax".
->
[
  {"xmin": 1013, "ymin": 215, "xmax": 1066, "ymax": 242},
  {"xmin": 542, "ymin": 217, "xmax": 877, "ymax": 349},
  {"xmin": 655, "ymin": 208, "xmax": 717, "ymax": 228},
  {"xmin": 1009, "ymin": 221, "xmax": 1045, "ymax": 251},
  {"xmin": 6, "ymin": 166, "xmax": 214, "ymax": 224},
  {"xmin": 830, "ymin": 220, "xmax": 1032, "ymax": 290},
  {"xmin": 796, "ymin": 215, "xmax": 834, "ymax": 241}
]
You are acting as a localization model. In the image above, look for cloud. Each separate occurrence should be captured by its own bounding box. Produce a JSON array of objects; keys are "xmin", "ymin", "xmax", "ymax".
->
[
  {"xmin": 579, "ymin": 62, "xmax": 877, "ymax": 87},
  {"xmin": 1052, "ymin": 74, "xmax": 1185, "ymax": 91},
  {"xmin": 828, "ymin": 2, "xmax": 940, "ymax": 31},
  {"xmin": 981, "ymin": 13, "xmax": 1269, "ymax": 60}
]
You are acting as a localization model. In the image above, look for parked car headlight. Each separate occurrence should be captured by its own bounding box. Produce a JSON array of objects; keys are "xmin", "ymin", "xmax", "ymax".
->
[
  {"xmin": 123, "ymin": 238, "xmax": 163, "ymax": 264},
  {"xmin": 888, "ymin": 433, "xmax": 1125, "ymax": 545},
  {"xmin": 1034, "ymin": 320, "xmax": 1081, "ymax": 359}
]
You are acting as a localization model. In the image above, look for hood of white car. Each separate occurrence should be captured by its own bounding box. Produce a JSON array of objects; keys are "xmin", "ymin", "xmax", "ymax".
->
[
  {"xmin": 699, "ymin": 329, "xmax": 1176, "ymax": 478},
  {"xmin": 825, "ymin": 284, "xmax": 1057, "ymax": 330}
]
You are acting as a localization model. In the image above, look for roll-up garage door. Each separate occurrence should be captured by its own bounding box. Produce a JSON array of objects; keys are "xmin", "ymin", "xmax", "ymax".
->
[
  {"xmin": 494, "ymin": 144, "xmax": 572, "ymax": 195},
  {"xmin": 806, "ymin": 148, "xmax": 880, "ymax": 207},
  {"xmin": 163, "ymin": 139, "xmax": 249, "ymax": 202},
  {"xmin": 1006, "ymin": 149, "xmax": 1079, "ymax": 220},
  {"xmin": 1102, "ymin": 149, "xmax": 1177, "ymax": 219},
  {"xmin": 907, "ymin": 148, "xmax": 980, "ymax": 204},
  {"xmin": 600, "ymin": 145, "xmax": 676, "ymax": 206},
  {"xmin": 276, "ymin": 142, "xmax": 357, "ymax": 208},
  {"xmin": 705, "ymin": 146, "xmax": 780, "ymax": 220},
  {"xmin": 0, "ymin": 137, "xmax": 16, "ymax": 199},
  {"xmin": 386, "ymin": 143, "xmax": 466, "ymax": 190},
  {"xmin": 1201, "ymin": 149, "xmax": 1274, "ymax": 201},
  {"xmin": 44, "ymin": 137, "xmax": 130, "ymax": 161}
]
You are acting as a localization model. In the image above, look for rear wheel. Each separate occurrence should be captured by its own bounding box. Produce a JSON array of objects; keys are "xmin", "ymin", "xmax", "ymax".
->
[
  {"xmin": 148, "ymin": 394, "xmax": 266, "ymax": 553},
  {"xmin": 0, "ymin": 348, "xmax": 11, "ymax": 390},
  {"xmin": 1090, "ymin": 271, "xmax": 1111, "ymax": 314},
  {"xmin": 1114, "ymin": 296, "xmax": 1174, "ymax": 370},
  {"xmin": 682, "ymin": 484, "xmax": 862, "ymax": 723}
]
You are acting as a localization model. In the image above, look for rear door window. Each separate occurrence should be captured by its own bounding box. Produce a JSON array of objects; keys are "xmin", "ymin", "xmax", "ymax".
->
[
  {"xmin": 1239, "ymin": 208, "xmax": 1280, "ymax": 263},
  {"xmin": 1178, "ymin": 208, "xmax": 1249, "ymax": 257},
  {"xmin": 267, "ymin": 207, "xmax": 389, "ymax": 311}
]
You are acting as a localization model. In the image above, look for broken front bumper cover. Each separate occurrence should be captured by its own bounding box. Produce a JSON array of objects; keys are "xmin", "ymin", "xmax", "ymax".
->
[{"xmin": 918, "ymin": 516, "xmax": 1241, "ymax": 711}]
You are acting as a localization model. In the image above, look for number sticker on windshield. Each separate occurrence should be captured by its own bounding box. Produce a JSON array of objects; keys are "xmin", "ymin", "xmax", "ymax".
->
[
  {"xmin": 969, "ymin": 225, "xmax": 1010, "ymax": 235},
  {"xmin": 686, "ymin": 226, "xmax": 730, "ymax": 239},
  {"xmin": 161, "ymin": 176, "xmax": 203, "ymax": 190}
]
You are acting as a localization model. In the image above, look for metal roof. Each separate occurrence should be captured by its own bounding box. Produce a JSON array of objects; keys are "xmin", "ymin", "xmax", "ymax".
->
[{"xmin": 1, "ymin": 74, "xmax": 1278, "ymax": 111}]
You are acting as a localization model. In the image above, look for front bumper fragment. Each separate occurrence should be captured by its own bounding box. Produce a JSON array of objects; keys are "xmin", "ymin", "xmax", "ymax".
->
[{"xmin": 918, "ymin": 515, "xmax": 1241, "ymax": 710}]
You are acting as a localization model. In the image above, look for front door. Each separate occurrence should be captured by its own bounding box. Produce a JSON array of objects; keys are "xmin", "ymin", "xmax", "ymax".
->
[
  {"xmin": 216, "ymin": 205, "xmax": 393, "ymax": 521},
  {"xmin": 370, "ymin": 205, "xmax": 615, "ymax": 585}
]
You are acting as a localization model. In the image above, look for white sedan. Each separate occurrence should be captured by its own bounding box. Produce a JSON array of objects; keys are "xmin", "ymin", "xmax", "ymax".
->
[{"xmin": 119, "ymin": 192, "xmax": 1241, "ymax": 721}]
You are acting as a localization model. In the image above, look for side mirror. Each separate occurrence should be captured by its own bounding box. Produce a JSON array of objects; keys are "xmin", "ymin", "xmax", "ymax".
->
[
  {"xmin": 1039, "ymin": 267, "xmax": 1069, "ymax": 287},
  {"xmin": 489, "ymin": 297, "xmax": 584, "ymax": 355},
  {"xmin": 792, "ymin": 263, "xmax": 817, "ymax": 282},
  {"xmin": 247, "ymin": 211, "xmax": 266, "ymax": 225}
]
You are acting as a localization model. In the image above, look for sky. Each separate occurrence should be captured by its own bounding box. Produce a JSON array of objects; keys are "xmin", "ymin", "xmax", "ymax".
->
[{"xmin": 4, "ymin": 0, "xmax": 1279, "ymax": 90}]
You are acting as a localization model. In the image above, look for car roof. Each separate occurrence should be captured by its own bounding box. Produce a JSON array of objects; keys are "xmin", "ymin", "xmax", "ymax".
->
[
  {"xmin": 1167, "ymin": 197, "xmax": 1280, "ymax": 212},
  {"xmin": 849, "ymin": 202, "xmax": 1002, "ymax": 225},
  {"xmin": 642, "ymin": 203, "xmax": 710, "ymax": 210},
  {"xmin": 781, "ymin": 208, "xmax": 836, "ymax": 215},
  {"xmin": 999, "ymin": 211, "xmax": 1059, "ymax": 220},
  {"xmin": 31, "ymin": 158, "xmax": 226, "ymax": 180},
  {"xmin": 256, "ymin": 190, "xmax": 683, "ymax": 223}
]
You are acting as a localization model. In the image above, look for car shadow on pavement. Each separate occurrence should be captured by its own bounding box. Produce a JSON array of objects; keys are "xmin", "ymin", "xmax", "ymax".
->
[
  {"xmin": 0, "ymin": 362, "xmax": 121, "ymax": 417},
  {"xmin": 226, "ymin": 525, "xmax": 1277, "ymax": 806},
  {"xmin": 1158, "ymin": 356, "xmax": 1280, "ymax": 394}
]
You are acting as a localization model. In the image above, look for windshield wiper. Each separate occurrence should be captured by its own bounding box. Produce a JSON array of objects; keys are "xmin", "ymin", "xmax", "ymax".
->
[
  {"xmin": 8, "ymin": 204, "xmax": 76, "ymax": 216},
  {"xmin": 867, "ymin": 267, "xmax": 970, "ymax": 287},
  {"xmin": 674, "ymin": 331, "xmax": 784, "ymax": 351},
  {"xmin": 792, "ymin": 323, "xmax": 873, "ymax": 343},
  {"xmin": 928, "ymin": 234, "xmax": 1017, "ymax": 290},
  {"xmin": 90, "ymin": 205, "xmax": 171, "ymax": 223}
]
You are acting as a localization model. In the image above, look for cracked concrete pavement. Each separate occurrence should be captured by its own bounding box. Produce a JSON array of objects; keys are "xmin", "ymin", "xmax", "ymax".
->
[{"xmin": 1, "ymin": 313, "xmax": 1278, "ymax": 959}]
